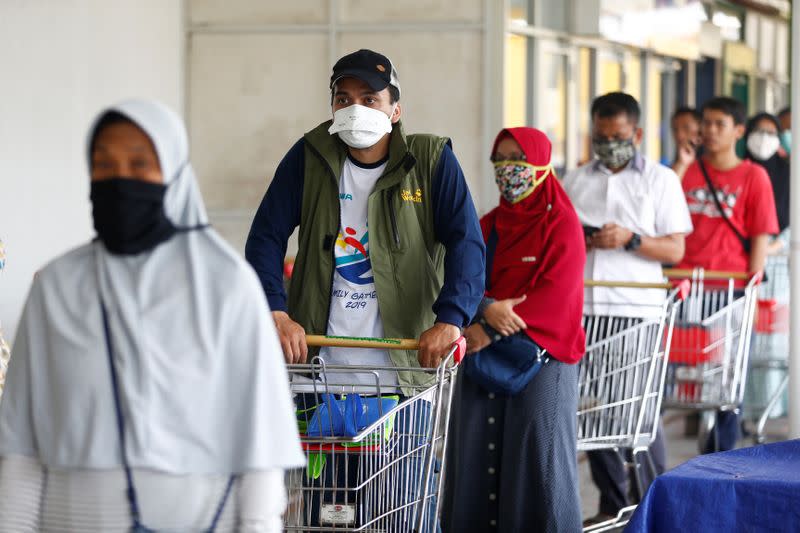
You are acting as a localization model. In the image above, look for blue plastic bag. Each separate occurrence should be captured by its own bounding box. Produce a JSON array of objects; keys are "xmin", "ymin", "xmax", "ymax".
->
[
  {"xmin": 307, "ymin": 394, "xmax": 399, "ymax": 437},
  {"xmin": 306, "ymin": 394, "xmax": 345, "ymax": 437}
]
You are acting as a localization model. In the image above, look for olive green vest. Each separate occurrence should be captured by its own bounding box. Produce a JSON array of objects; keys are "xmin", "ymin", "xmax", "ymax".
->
[{"xmin": 287, "ymin": 120, "xmax": 449, "ymax": 392}]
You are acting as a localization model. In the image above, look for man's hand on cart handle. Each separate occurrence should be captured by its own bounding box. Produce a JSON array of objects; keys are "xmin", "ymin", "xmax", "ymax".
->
[
  {"xmin": 418, "ymin": 322, "xmax": 461, "ymax": 368},
  {"xmin": 272, "ymin": 311, "xmax": 308, "ymax": 364}
]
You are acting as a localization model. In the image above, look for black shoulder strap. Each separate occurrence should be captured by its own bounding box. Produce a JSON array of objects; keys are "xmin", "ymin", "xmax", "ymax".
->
[{"xmin": 697, "ymin": 159, "xmax": 751, "ymax": 254}]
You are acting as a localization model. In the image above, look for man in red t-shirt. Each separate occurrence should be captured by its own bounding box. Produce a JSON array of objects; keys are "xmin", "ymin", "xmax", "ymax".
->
[
  {"xmin": 679, "ymin": 97, "xmax": 779, "ymax": 274},
  {"xmin": 678, "ymin": 97, "xmax": 778, "ymax": 453}
]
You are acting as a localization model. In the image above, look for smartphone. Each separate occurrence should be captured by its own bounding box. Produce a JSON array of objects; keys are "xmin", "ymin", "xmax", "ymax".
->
[{"xmin": 583, "ymin": 225, "xmax": 601, "ymax": 238}]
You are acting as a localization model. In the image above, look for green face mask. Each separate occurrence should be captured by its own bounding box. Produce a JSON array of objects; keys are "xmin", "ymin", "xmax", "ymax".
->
[{"xmin": 780, "ymin": 130, "xmax": 792, "ymax": 155}]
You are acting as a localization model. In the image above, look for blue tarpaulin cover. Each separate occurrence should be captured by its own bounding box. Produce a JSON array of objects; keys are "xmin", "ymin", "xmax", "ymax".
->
[{"xmin": 626, "ymin": 439, "xmax": 800, "ymax": 532}]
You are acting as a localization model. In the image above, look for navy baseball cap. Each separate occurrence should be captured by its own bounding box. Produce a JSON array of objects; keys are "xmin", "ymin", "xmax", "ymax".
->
[{"xmin": 330, "ymin": 49, "xmax": 401, "ymax": 99}]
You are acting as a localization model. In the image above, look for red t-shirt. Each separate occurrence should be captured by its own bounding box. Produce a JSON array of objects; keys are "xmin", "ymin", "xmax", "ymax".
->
[{"xmin": 678, "ymin": 158, "xmax": 778, "ymax": 273}]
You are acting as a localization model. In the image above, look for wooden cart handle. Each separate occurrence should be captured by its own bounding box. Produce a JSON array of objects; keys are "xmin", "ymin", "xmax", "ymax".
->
[
  {"xmin": 584, "ymin": 280, "xmax": 675, "ymax": 289},
  {"xmin": 662, "ymin": 268, "xmax": 751, "ymax": 281},
  {"xmin": 306, "ymin": 335, "xmax": 420, "ymax": 350},
  {"xmin": 305, "ymin": 335, "xmax": 467, "ymax": 364}
]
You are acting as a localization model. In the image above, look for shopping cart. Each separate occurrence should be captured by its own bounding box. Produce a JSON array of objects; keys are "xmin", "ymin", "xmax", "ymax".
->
[
  {"xmin": 661, "ymin": 268, "xmax": 761, "ymax": 451},
  {"xmin": 745, "ymin": 254, "xmax": 790, "ymax": 443},
  {"xmin": 579, "ymin": 280, "xmax": 687, "ymax": 533},
  {"xmin": 284, "ymin": 335, "xmax": 465, "ymax": 532}
]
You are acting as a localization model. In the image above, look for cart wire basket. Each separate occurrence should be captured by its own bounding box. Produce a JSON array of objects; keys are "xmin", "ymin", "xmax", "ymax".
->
[
  {"xmin": 579, "ymin": 280, "xmax": 688, "ymax": 532},
  {"xmin": 284, "ymin": 335, "xmax": 465, "ymax": 532},
  {"xmin": 746, "ymin": 254, "xmax": 790, "ymax": 443},
  {"xmin": 661, "ymin": 268, "xmax": 761, "ymax": 414}
]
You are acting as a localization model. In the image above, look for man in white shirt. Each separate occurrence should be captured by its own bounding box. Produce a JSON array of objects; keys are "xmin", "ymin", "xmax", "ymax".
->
[{"xmin": 562, "ymin": 92, "xmax": 693, "ymax": 524}]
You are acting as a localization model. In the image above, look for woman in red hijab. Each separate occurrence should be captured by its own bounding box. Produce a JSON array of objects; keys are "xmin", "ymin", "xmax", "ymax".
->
[{"xmin": 442, "ymin": 128, "xmax": 585, "ymax": 533}]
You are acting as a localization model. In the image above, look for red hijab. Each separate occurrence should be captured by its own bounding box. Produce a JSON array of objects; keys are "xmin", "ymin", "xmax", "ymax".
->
[{"xmin": 482, "ymin": 128, "xmax": 586, "ymax": 364}]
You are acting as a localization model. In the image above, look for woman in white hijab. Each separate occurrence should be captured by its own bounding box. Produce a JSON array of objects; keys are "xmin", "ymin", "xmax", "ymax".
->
[{"xmin": 0, "ymin": 99, "xmax": 304, "ymax": 532}]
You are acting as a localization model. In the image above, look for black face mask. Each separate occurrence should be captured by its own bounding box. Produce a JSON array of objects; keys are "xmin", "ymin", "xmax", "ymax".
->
[{"xmin": 90, "ymin": 178, "xmax": 176, "ymax": 255}]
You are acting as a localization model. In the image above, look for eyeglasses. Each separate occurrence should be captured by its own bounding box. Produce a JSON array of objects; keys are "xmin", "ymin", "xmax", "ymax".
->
[{"xmin": 491, "ymin": 153, "xmax": 526, "ymax": 163}]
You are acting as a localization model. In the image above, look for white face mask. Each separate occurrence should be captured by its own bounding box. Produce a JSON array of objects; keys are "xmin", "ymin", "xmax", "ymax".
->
[
  {"xmin": 747, "ymin": 131, "xmax": 781, "ymax": 161},
  {"xmin": 328, "ymin": 104, "xmax": 394, "ymax": 149}
]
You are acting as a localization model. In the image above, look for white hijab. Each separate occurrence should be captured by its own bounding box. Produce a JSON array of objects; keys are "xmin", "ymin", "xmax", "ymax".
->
[{"xmin": 0, "ymin": 99, "xmax": 304, "ymax": 475}]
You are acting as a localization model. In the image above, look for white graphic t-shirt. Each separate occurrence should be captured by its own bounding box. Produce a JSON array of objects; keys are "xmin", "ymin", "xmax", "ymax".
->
[{"xmin": 319, "ymin": 155, "xmax": 398, "ymax": 388}]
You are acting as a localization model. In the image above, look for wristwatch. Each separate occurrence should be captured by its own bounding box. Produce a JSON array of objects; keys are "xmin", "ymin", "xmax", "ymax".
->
[{"xmin": 624, "ymin": 232, "xmax": 642, "ymax": 252}]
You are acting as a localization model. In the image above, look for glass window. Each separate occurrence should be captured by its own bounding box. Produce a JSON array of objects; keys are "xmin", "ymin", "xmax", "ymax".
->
[
  {"xmin": 775, "ymin": 22, "xmax": 789, "ymax": 77},
  {"xmin": 509, "ymin": 0, "xmax": 529, "ymax": 27},
  {"xmin": 646, "ymin": 60, "xmax": 662, "ymax": 162},
  {"xmin": 712, "ymin": 9, "xmax": 743, "ymax": 42},
  {"xmin": 577, "ymin": 47, "xmax": 593, "ymax": 166},
  {"xmin": 745, "ymin": 13, "xmax": 759, "ymax": 50},
  {"xmin": 774, "ymin": 83, "xmax": 789, "ymax": 111},
  {"xmin": 536, "ymin": 1, "xmax": 567, "ymax": 31},
  {"xmin": 598, "ymin": 49, "xmax": 623, "ymax": 95},
  {"xmin": 623, "ymin": 50, "xmax": 642, "ymax": 101},
  {"xmin": 758, "ymin": 17, "xmax": 776, "ymax": 73},
  {"xmin": 755, "ymin": 77, "xmax": 769, "ymax": 112},
  {"xmin": 505, "ymin": 34, "xmax": 528, "ymax": 127},
  {"xmin": 660, "ymin": 63, "xmax": 680, "ymax": 165},
  {"xmin": 539, "ymin": 51, "xmax": 568, "ymax": 173}
]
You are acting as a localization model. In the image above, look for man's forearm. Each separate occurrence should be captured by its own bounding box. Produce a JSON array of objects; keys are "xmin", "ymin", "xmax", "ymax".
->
[
  {"xmin": 637, "ymin": 234, "xmax": 685, "ymax": 264},
  {"xmin": 749, "ymin": 233, "xmax": 771, "ymax": 273},
  {"xmin": 245, "ymin": 234, "xmax": 289, "ymax": 311},
  {"xmin": 430, "ymin": 144, "xmax": 486, "ymax": 328}
]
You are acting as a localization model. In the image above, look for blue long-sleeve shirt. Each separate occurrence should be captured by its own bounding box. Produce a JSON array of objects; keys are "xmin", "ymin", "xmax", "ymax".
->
[{"xmin": 245, "ymin": 139, "xmax": 485, "ymax": 328}]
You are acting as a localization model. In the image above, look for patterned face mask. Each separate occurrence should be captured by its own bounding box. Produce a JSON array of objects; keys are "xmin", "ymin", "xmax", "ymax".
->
[
  {"xmin": 592, "ymin": 137, "xmax": 636, "ymax": 170},
  {"xmin": 493, "ymin": 161, "xmax": 552, "ymax": 204}
]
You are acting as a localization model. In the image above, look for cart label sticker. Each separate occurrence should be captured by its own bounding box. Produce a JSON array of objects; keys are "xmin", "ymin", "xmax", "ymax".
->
[
  {"xmin": 323, "ymin": 335, "xmax": 403, "ymax": 345},
  {"xmin": 320, "ymin": 503, "xmax": 356, "ymax": 524}
]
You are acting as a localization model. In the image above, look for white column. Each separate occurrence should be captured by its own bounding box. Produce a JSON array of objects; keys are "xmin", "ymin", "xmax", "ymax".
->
[
  {"xmin": 788, "ymin": 0, "xmax": 800, "ymax": 439},
  {"xmin": 481, "ymin": 0, "xmax": 506, "ymax": 214}
]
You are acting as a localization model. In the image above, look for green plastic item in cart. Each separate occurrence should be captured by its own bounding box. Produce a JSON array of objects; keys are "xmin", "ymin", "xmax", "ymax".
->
[{"xmin": 307, "ymin": 453, "xmax": 326, "ymax": 479}]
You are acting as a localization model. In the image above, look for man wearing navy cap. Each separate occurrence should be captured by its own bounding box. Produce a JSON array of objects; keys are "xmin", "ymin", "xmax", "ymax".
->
[
  {"xmin": 246, "ymin": 47, "xmax": 483, "ymax": 531},
  {"xmin": 246, "ymin": 49, "xmax": 484, "ymax": 378}
]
